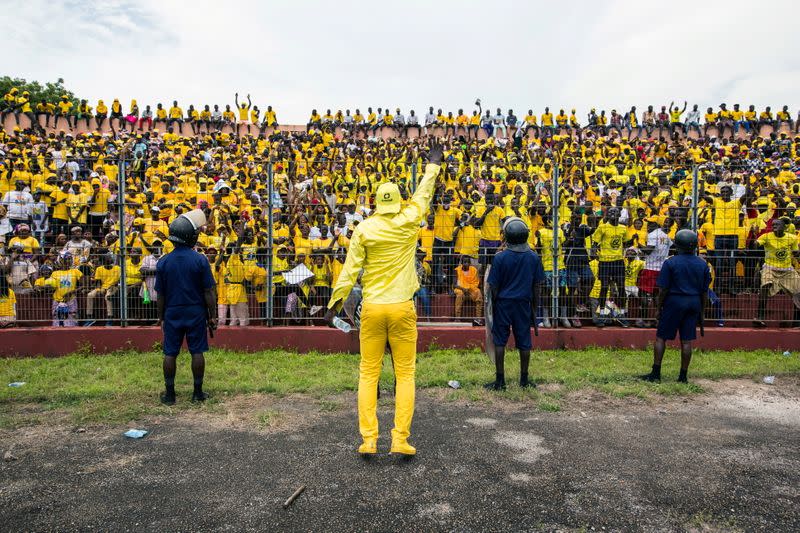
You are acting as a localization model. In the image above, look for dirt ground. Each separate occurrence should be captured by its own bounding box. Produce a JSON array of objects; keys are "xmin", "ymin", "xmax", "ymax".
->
[{"xmin": 1, "ymin": 378, "xmax": 799, "ymax": 532}]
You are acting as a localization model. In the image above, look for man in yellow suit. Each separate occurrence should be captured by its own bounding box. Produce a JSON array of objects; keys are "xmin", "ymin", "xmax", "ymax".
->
[{"xmin": 324, "ymin": 141, "xmax": 443, "ymax": 457}]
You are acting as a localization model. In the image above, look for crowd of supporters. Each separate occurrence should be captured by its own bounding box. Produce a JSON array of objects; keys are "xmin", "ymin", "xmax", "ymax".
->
[{"xmin": 0, "ymin": 90, "xmax": 799, "ymax": 328}]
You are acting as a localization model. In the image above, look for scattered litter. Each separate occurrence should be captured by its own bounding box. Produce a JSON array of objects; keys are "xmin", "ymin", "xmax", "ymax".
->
[
  {"xmin": 783, "ymin": 351, "xmax": 791, "ymax": 357},
  {"xmin": 76, "ymin": 428, "xmax": 86, "ymax": 433},
  {"xmin": 283, "ymin": 485, "xmax": 307, "ymax": 509},
  {"xmin": 8, "ymin": 382, "xmax": 25, "ymax": 387},
  {"xmin": 4, "ymin": 451, "xmax": 18, "ymax": 462},
  {"xmin": 580, "ymin": 411, "xmax": 587, "ymax": 418},
  {"xmin": 123, "ymin": 429, "xmax": 148, "ymax": 439},
  {"xmin": 763, "ymin": 376, "xmax": 775, "ymax": 385},
  {"xmin": 447, "ymin": 380, "xmax": 461, "ymax": 389}
]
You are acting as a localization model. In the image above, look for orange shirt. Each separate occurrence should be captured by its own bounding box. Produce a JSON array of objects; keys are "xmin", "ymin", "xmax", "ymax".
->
[{"xmin": 456, "ymin": 265, "xmax": 480, "ymax": 290}]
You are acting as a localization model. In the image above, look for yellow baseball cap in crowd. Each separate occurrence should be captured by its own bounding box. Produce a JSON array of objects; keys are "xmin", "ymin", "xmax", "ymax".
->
[{"xmin": 375, "ymin": 182, "xmax": 401, "ymax": 214}]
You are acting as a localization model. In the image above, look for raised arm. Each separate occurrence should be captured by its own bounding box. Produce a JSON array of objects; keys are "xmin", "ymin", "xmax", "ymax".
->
[{"xmin": 395, "ymin": 141, "xmax": 443, "ymax": 227}]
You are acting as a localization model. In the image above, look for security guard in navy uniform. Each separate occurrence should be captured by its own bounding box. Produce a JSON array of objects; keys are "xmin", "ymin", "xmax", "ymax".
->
[
  {"xmin": 156, "ymin": 209, "xmax": 218, "ymax": 405},
  {"xmin": 484, "ymin": 217, "xmax": 545, "ymax": 391},
  {"xmin": 641, "ymin": 229, "xmax": 711, "ymax": 384}
]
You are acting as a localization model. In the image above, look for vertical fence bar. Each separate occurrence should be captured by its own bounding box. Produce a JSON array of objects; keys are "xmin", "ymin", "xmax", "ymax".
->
[
  {"xmin": 551, "ymin": 155, "xmax": 560, "ymax": 325},
  {"xmin": 266, "ymin": 159, "xmax": 274, "ymax": 326},
  {"xmin": 411, "ymin": 162, "xmax": 418, "ymax": 193},
  {"xmin": 691, "ymin": 165, "xmax": 699, "ymax": 233},
  {"xmin": 117, "ymin": 157, "xmax": 128, "ymax": 326}
]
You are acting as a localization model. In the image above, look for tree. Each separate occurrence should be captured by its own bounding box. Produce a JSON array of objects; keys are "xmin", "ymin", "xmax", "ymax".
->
[{"xmin": 0, "ymin": 76, "xmax": 81, "ymax": 106}]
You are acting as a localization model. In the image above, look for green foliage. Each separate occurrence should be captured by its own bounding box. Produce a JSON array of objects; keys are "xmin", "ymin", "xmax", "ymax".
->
[{"xmin": 0, "ymin": 76, "xmax": 81, "ymax": 105}]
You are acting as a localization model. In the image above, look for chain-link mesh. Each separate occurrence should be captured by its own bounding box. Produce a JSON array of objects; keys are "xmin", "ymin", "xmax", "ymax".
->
[{"xmin": 1, "ymin": 114, "xmax": 798, "ymax": 328}]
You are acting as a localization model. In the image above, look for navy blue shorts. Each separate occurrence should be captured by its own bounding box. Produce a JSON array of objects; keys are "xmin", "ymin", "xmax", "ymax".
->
[
  {"xmin": 162, "ymin": 307, "xmax": 209, "ymax": 356},
  {"xmin": 492, "ymin": 298, "xmax": 532, "ymax": 350},
  {"xmin": 656, "ymin": 295, "xmax": 701, "ymax": 342}
]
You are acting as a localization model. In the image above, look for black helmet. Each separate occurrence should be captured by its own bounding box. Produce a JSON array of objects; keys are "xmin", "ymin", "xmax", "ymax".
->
[
  {"xmin": 502, "ymin": 217, "xmax": 530, "ymax": 251},
  {"xmin": 674, "ymin": 229, "xmax": 698, "ymax": 254},
  {"xmin": 168, "ymin": 215, "xmax": 199, "ymax": 247}
]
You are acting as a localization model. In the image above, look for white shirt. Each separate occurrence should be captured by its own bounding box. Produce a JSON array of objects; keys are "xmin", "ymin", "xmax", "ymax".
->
[
  {"xmin": 424, "ymin": 112, "xmax": 436, "ymax": 125},
  {"xmin": 51, "ymin": 150, "xmax": 65, "ymax": 169},
  {"xmin": 686, "ymin": 109, "xmax": 700, "ymax": 123},
  {"xmin": 644, "ymin": 228, "xmax": 672, "ymax": 271},
  {"xmin": 407, "ymin": 114, "xmax": 418, "ymax": 125},
  {"xmin": 65, "ymin": 161, "xmax": 80, "ymax": 180},
  {"xmin": 3, "ymin": 190, "xmax": 33, "ymax": 219},
  {"xmin": 344, "ymin": 211, "xmax": 363, "ymax": 226}
]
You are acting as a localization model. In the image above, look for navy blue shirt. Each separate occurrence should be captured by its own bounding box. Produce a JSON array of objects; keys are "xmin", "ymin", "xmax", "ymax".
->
[
  {"xmin": 155, "ymin": 246, "xmax": 216, "ymax": 309},
  {"xmin": 656, "ymin": 254, "xmax": 711, "ymax": 296},
  {"xmin": 488, "ymin": 248, "xmax": 545, "ymax": 301}
]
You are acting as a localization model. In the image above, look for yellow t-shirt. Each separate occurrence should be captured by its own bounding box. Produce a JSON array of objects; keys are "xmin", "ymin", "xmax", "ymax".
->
[
  {"xmin": 89, "ymin": 188, "xmax": 111, "ymax": 215},
  {"xmin": 625, "ymin": 258, "xmax": 645, "ymax": 286},
  {"xmin": 0, "ymin": 290, "xmax": 16, "ymax": 318},
  {"xmin": 433, "ymin": 206, "xmax": 461, "ymax": 242},
  {"xmin": 51, "ymin": 269, "xmax": 83, "ymax": 302},
  {"xmin": 454, "ymin": 226, "xmax": 481, "ymax": 259},
  {"xmin": 94, "ymin": 265, "xmax": 121, "ymax": 290},
  {"xmin": 8, "ymin": 236, "xmax": 39, "ymax": 253},
  {"xmin": 712, "ymin": 198, "xmax": 741, "ymax": 236},
  {"xmin": 418, "ymin": 227, "xmax": 434, "ymax": 262},
  {"xmin": 594, "ymin": 223, "xmax": 628, "ymax": 262},
  {"xmin": 125, "ymin": 259, "xmax": 143, "ymax": 285},
  {"xmin": 537, "ymin": 227, "xmax": 565, "ymax": 271},
  {"xmin": 247, "ymin": 265, "xmax": 268, "ymax": 304},
  {"xmin": 757, "ymin": 232, "xmax": 798, "ymax": 269},
  {"xmin": 477, "ymin": 205, "xmax": 505, "ymax": 241},
  {"xmin": 311, "ymin": 262, "xmax": 331, "ymax": 287},
  {"xmin": 51, "ymin": 190, "xmax": 71, "ymax": 220}
]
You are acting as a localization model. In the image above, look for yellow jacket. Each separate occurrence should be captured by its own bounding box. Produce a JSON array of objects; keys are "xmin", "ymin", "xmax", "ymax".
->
[{"xmin": 328, "ymin": 163, "xmax": 440, "ymax": 308}]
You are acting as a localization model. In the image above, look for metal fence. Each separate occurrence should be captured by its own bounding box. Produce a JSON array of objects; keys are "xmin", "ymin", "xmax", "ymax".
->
[{"xmin": 1, "ymin": 148, "xmax": 798, "ymax": 329}]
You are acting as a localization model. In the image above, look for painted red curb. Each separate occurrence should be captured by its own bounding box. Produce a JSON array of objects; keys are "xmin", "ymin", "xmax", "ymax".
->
[{"xmin": 0, "ymin": 326, "xmax": 796, "ymax": 357}]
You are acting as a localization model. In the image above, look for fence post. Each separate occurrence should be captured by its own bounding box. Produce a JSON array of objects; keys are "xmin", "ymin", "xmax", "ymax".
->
[
  {"xmin": 117, "ymin": 157, "xmax": 128, "ymax": 326},
  {"xmin": 551, "ymin": 155, "xmax": 560, "ymax": 326},
  {"xmin": 691, "ymin": 165, "xmax": 699, "ymax": 233},
  {"xmin": 266, "ymin": 159, "xmax": 274, "ymax": 326}
]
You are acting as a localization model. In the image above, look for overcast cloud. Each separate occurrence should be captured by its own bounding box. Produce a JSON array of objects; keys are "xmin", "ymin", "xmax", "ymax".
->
[{"xmin": 2, "ymin": 0, "xmax": 798, "ymax": 122}]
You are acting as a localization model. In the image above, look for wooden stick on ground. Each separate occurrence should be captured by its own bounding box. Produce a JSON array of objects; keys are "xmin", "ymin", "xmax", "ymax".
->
[{"xmin": 283, "ymin": 485, "xmax": 306, "ymax": 509}]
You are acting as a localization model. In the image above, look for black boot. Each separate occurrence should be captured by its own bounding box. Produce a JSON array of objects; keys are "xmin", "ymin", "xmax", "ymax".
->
[{"xmin": 639, "ymin": 364, "xmax": 661, "ymax": 383}]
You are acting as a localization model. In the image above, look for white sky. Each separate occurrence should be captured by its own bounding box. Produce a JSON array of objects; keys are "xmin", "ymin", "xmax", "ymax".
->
[{"xmin": 3, "ymin": 0, "xmax": 799, "ymax": 122}]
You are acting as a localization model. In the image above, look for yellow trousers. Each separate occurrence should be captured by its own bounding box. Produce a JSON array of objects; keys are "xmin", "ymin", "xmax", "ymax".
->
[{"xmin": 358, "ymin": 300, "xmax": 417, "ymax": 444}]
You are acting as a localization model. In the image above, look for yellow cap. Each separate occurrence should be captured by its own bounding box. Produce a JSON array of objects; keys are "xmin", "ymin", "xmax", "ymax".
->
[{"xmin": 374, "ymin": 182, "xmax": 401, "ymax": 214}]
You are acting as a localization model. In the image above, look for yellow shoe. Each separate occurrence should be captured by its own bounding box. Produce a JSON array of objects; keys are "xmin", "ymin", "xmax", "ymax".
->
[
  {"xmin": 358, "ymin": 440, "xmax": 377, "ymax": 455},
  {"xmin": 390, "ymin": 441, "xmax": 416, "ymax": 456}
]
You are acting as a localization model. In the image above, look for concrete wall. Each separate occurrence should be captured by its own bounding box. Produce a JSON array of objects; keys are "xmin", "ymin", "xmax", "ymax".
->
[
  {"xmin": 0, "ymin": 325, "xmax": 797, "ymax": 358},
  {"xmin": 2, "ymin": 113, "xmax": 794, "ymax": 141}
]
